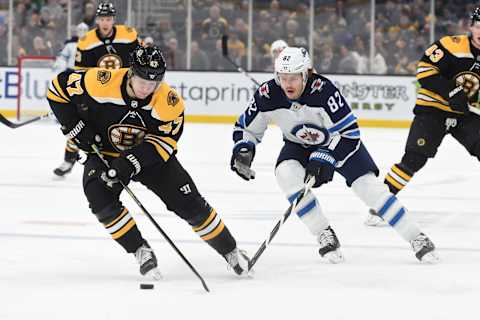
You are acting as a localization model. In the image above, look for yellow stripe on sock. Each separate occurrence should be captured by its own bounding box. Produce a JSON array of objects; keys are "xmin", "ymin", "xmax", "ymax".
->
[
  {"xmin": 385, "ymin": 174, "xmax": 404, "ymax": 191},
  {"xmin": 105, "ymin": 208, "xmax": 128, "ymax": 228},
  {"xmin": 192, "ymin": 209, "xmax": 216, "ymax": 232},
  {"xmin": 201, "ymin": 221, "xmax": 225, "ymax": 241},
  {"xmin": 391, "ymin": 165, "xmax": 411, "ymax": 181},
  {"xmin": 111, "ymin": 219, "xmax": 136, "ymax": 240}
]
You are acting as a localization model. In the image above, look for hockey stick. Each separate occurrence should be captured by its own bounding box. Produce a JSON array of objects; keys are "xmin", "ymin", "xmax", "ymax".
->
[
  {"xmin": 0, "ymin": 112, "xmax": 52, "ymax": 129},
  {"xmin": 248, "ymin": 176, "xmax": 315, "ymax": 271},
  {"xmin": 91, "ymin": 145, "xmax": 210, "ymax": 293},
  {"xmin": 221, "ymin": 35, "xmax": 261, "ymax": 87}
]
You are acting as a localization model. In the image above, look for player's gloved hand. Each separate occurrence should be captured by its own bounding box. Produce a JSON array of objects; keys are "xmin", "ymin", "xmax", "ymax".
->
[
  {"xmin": 101, "ymin": 157, "xmax": 136, "ymax": 186},
  {"xmin": 62, "ymin": 119, "xmax": 102, "ymax": 152},
  {"xmin": 448, "ymin": 86, "xmax": 470, "ymax": 115},
  {"xmin": 230, "ymin": 142, "xmax": 256, "ymax": 181},
  {"xmin": 305, "ymin": 149, "xmax": 336, "ymax": 188}
]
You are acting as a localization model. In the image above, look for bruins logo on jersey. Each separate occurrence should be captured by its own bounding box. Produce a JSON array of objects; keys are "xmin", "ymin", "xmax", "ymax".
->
[
  {"xmin": 98, "ymin": 54, "xmax": 123, "ymax": 70},
  {"xmin": 167, "ymin": 90, "xmax": 179, "ymax": 107},
  {"xmin": 455, "ymin": 71, "xmax": 480, "ymax": 98},
  {"xmin": 108, "ymin": 124, "xmax": 147, "ymax": 151},
  {"xmin": 97, "ymin": 70, "xmax": 112, "ymax": 84}
]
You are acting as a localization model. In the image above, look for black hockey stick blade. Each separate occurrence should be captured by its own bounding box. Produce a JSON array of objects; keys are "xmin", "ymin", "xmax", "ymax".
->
[
  {"xmin": 221, "ymin": 34, "xmax": 229, "ymax": 56},
  {"xmin": 0, "ymin": 112, "xmax": 52, "ymax": 129}
]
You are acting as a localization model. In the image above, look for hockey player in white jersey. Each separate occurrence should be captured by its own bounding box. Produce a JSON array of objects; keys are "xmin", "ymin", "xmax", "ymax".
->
[
  {"xmin": 52, "ymin": 23, "xmax": 89, "ymax": 74},
  {"xmin": 230, "ymin": 47, "xmax": 439, "ymax": 263}
]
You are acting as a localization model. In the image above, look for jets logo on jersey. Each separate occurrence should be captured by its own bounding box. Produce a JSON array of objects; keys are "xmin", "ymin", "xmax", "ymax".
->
[
  {"xmin": 259, "ymin": 83, "xmax": 270, "ymax": 99},
  {"xmin": 291, "ymin": 124, "xmax": 330, "ymax": 146},
  {"xmin": 310, "ymin": 79, "xmax": 324, "ymax": 94}
]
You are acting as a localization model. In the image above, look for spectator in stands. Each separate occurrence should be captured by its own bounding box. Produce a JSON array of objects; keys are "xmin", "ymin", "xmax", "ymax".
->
[
  {"xmin": 337, "ymin": 44, "xmax": 358, "ymax": 74},
  {"xmin": 316, "ymin": 44, "xmax": 337, "ymax": 74},
  {"xmin": 285, "ymin": 18, "xmax": 308, "ymax": 47},
  {"xmin": 234, "ymin": 17, "xmax": 248, "ymax": 44},
  {"xmin": 165, "ymin": 37, "xmax": 186, "ymax": 70},
  {"xmin": 31, "ymin": 35, "xmax": 53, "ymax": 56},
  {"xmin": 82, "ymin": 2, "xmax": 96, "ymax": 28},
  {"xmin": 0, "ymin": 22, "xmax": 7, "ymax": 65},
  {"xmin": 201, "ymin": 4, "xmax": 228, "ymax": 51},
  {"xmin": 210, "ymin": 38, "xmax": 233, "ymax": 71},
  {"xmin": 190, "ymin": 40, "xmax": 210, "ymax": 70}
]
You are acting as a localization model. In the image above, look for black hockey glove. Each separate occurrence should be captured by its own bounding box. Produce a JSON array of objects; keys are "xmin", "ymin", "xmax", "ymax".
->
[
  {"xmin": 62, "ymin": 119, "xmax": 102, "ymax": 152},
  {"xmin": 305, "ymin": 149, "xmax": 336, "ymax": 188},
  {"xmin": 101, "ymin": 155, "xmax": 139, "ymax": 186},
  {"xmin": 448, "ymin": 86, "xmax": 469, "ymax": 115},
  {"xmin": 230, "ymin": 142, "xmax": 256, "ymax": 181}
]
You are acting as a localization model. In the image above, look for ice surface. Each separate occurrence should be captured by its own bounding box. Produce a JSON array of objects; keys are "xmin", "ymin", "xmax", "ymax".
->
[{"xmin": 1, "ymin": 121, "xmax": 479, "ymax": 320}]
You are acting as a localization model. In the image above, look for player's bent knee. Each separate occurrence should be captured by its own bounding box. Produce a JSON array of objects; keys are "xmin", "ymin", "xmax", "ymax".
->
[
  {"xmin": 94, "ymin": 202, "xmax": 125, "ymax": 225},
  {"xmin": 351, "ymin": 172, "xmax": 391, "ymax": 208},
  {"xmin": 275, "ymin": 160, "xmax": 306, "ymax": 196}
]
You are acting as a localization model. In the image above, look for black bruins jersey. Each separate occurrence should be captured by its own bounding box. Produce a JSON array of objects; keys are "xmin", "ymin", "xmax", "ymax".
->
[
  {"xmin": 416, "ymin": 34, "xmax": 480, "ymax": 114},
  {"xmin": 75, "ymin": 25, "xmax": 139, "ymax": 70},
  {"xmin": 47, "ymin": 68, "xmax": 184, "ymax": 169}
]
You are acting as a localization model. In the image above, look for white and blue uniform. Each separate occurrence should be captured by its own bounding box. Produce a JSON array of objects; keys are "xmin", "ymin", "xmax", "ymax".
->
[{"xmin": 233, "ymin": 74, "xmax": 422, "ymax": 243}]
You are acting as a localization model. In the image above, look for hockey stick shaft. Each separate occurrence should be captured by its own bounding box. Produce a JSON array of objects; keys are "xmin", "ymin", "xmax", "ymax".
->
[
  {"xmin": 221, "ymin": 35, "xmax": 261, "ymax": 87},
  {"xmin": 92, "ymin": 145, "xmax": 210, "ymax": 293},
  {"xmin": 248, "ymin": 177, "xmax": 315, "ymax": 270},
  {"xmin": 0, "ymin": 112, "xmax": 52, "ymax": 129}
]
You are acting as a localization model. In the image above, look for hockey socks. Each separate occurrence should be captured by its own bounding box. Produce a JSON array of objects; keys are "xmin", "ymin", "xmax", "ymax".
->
[
  {"xmin": 102, "ymin": 207, "xmax": 144, "ymax": 253},
  {"xmin": 384, "ymin": 163, "xmax": 413, "ymax": 194},
  {"xmin": 190, "ymin": 208, "xmax": 237, "ymax": 256}
]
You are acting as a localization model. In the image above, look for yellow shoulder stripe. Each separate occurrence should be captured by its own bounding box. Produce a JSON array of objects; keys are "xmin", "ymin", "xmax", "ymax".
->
[
  {"xmin": 439, "ymin": 35, "xmax": 473, "ymax": 58},
  {"xmin": 77, "ymin": 29, "xmax": 101, "ymax": 51},
  {"xmin": 114, "ymin": 25, "xmax": 138, "ymax": 43},
  {"xmin": 417, "ymin": 88, "xmax": 448, "ymax": 104},
  {"xmin": 84, "ymin": 68, "xmax": 127, "ymax": 104},
  {"xmin": 150, "ymin": 84, "xmax": 185, "ymax": 122},
  {"xmin": 417, "ymin": 69, "xmax": 439, "ymax": 80},
  {"xmin": 52, "ymin": 77, "xmax": 70, "ymax": 101},
  {"xmin": 47, "ymin": 89, "xmax": 69, "ymax": 103}
]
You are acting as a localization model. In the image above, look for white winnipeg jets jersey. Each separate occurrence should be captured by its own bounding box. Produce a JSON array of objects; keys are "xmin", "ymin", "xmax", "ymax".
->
[{"xmin": 233, "ymin": 74, "xmax": 361, "ymax": 167}]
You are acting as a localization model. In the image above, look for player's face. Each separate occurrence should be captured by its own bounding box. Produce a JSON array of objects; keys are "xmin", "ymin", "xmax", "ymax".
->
[
  {"xmin": 470, "ymin": 22, "xmax": 480, "ymax": 49},
  {"xmin": 130, "ymin": 75, "xmax": 159, "ymax": 99},
  {"xmin": 96, "ymin": 16, "xmax": 114, "ymax": 37},
  {"xmin": 278, "ymin": 73, "xmax": 304, "ymax": 100}
]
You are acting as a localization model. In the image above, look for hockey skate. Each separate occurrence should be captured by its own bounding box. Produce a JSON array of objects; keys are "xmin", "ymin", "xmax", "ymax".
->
[
  {"xmin": 134, "ymin": 242, "xmax": 162, "ymax": 280},
  {"xmin": 364, "ymin": 209, "xmax": 388, "ymax": 227},
  {"xmin": 317, "ymin": 226, "xmax": 344, "ymax": 263},
  {"xmin": 224, "ymin": 248, "xmax": 251, "ymax": 276},
  {"xmin": 53, "ymin": 161, "xmax": 75, "ymax": 177},
  {"xmin": 411, "ymin": 233, "xmax": 439, "ymax": 264}
]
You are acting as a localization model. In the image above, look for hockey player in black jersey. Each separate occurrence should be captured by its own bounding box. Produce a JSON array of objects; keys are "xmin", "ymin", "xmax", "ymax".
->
[
  {"xmin": 47, "ymin": 44, "xmax": 250, "ymax": 279},
  {"xmin": 53, "ymin": 1, "xmax": 139, "ymax": 178},
  {"xmin": 366, "ymin": 8, "xmax": 480, "ymax": 227},
  {"xmin": 231, "ymin": 47, "xmax": 438, "ymax": 264}
]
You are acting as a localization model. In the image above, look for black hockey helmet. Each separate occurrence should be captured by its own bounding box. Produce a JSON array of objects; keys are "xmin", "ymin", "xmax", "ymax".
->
[
  {"xmin": 96, "ymin": 2, "xmax": 116, "ymax": 17},
  {"xmin": 471, "ymin": 7, "xmax": 480, "ymax": 26},
  {"xmin": 130, "ymin": 45, "xmax": 166, "ymax": 82}
]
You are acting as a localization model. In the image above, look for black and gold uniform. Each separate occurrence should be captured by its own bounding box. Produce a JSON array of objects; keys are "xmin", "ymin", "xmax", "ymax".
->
[
  {"xmin": 47, "ymin": 46, "xmax": 249, "ymax": 277},
  {"xmin": 375, "ymin": 8, "xmax": 480, "ymax": 204},
  {"xmin": 75, "ymin": 24, "xmax": 138, "ymax": 70},
  {"xmin": 54, "ymin": 1, "xmax": 139, "ymax": 177}
]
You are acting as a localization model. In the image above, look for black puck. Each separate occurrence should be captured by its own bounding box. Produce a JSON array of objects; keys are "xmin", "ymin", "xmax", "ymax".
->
[{"xmin": 140, "ymin": 283, "xmax": 154, "ymax": 290}]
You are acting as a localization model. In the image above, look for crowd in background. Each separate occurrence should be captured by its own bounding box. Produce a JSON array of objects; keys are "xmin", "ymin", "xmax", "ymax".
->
[{"xmin": 0, "ymin": 0, "xmax": 476, "ymax": 74}]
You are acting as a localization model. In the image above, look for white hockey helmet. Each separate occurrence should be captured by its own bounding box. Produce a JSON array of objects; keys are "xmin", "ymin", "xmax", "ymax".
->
[
  {"xmin": 76, "ymin": 22, "xmax": 89, "ymax": 38},
  {"xmin": 300, "ymin": 47, "xmax": 313, "ymax": 70},
  {"xmin": 274, "ymin": 47, "xmax": 309, "ymax": 86},
  {"xmin": 270, "ymin": 39, "xmax": 288, "ymax": 58}
]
